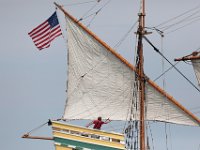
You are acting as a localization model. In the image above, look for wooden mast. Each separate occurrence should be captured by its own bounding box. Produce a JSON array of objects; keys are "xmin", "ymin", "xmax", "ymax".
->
[
  {"xmin": 137, "ymin": 0, "xmax": 146, "ymax": 150},
  {"xmin": 55, "ymin": 1, "xmax": 147, "ymax": 149}
]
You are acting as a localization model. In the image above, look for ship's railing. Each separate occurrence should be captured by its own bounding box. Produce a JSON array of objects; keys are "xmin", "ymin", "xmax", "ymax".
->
[{"xmin": 52, "ymin": 121, "xmax": 125, "ymax": 150}]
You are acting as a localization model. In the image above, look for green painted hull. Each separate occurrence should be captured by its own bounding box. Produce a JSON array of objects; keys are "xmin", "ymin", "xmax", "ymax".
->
[{"xmin": 55, "ymin": 137, "xmax": 123, "ymax": 150}]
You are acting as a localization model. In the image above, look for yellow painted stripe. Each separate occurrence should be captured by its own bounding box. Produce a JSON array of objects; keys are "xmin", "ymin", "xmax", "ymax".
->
[
  {"xmin": 55, "ymin": 145, "xmax": 72, "ymax": 150},
  {"xmin": 53, "ymin": 131, "xmax": 125, "ymax": 149},
  {"xmin": 52, "ymin": 121, "xmax": 124, "ymax": 140}
]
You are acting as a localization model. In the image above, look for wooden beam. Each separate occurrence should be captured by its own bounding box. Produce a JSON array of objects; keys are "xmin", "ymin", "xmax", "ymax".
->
[
  {"xmin": 22, "ymin": 134, "xmax": 53, "ymax": 140},
  {"xmin": 175, "ymin": 55, "xmax": 200, "ymax": 61},
  {"xmin": 175, "ymin": 51, "xmax": 200, "ymax": 61}
]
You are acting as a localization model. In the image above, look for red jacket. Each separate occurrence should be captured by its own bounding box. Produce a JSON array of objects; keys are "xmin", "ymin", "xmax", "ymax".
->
[{"xmin": 93, "ymin": 120, "xmax": 106, "ymax": 129}]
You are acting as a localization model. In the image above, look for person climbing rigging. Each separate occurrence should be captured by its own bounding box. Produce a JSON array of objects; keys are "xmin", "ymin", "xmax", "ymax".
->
[{"xmin": 86, "ymin": 117, "xmax": 111, "ymax": 130}]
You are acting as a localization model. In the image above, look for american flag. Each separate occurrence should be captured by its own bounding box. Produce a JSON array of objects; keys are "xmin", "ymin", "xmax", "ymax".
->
[{"xmin": 28, "ymin": 12, "xmax": 62, "ymax": 50}]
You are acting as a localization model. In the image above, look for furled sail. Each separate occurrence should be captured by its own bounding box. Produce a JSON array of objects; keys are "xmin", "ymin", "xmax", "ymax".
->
[
  {"xmin": 62, "ymin": 10, "xmax": 200, "ymax": 126},
  {"xmin": 175, "ymin": 52, "xmax": 200, "ymax": 86},
  {"xmin": 192, "ymin": 58, "xmax": 200, "ymax": 86}
]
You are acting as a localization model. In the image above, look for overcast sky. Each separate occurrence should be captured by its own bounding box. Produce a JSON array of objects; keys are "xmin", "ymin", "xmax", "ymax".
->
[{"xmin": 1, "ymin": 0, "xmax": 200, "ymax": 150}]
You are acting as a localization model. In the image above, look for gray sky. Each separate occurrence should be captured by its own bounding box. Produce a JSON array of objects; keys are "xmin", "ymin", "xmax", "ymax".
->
[{"xmin": 0, "ymin": 0, "xmax": 200, "ymax": 150}]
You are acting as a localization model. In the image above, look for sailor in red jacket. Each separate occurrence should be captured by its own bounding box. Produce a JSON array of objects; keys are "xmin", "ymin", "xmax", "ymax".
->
[{"xmin": 86, "ymin": 117, "xmax": 111, "ymax": 130}]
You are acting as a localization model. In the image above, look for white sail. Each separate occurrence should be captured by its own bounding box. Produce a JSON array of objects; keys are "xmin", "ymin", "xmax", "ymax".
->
[
  {"xmin": 63, "ymin": 14, "xmax": 200, "ymax": 126},
  {"xmin": 192, "ymin": 58, "xmax": 200, "ymax": 86},
  {"xmin": 64, "ymin": 15, "xmax": 134, "ymax": 121},
  {"xmin": 146, "ymin": 82, "xmax": 199, "ymax": 126}
]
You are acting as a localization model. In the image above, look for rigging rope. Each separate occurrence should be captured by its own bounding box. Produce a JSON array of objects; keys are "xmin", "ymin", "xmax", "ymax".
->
[
  {"xmin": 155, "ymin": 4, "xmax": 200, "ymax": 28},
  {"xmin": 145, "ymin": 27, "xmax": 164, "ymax": 37},
  {"xmin": 160, "ymin": 32, "xmax": 170, "ymax": 150},
  {"xmin": 78, "ymin": 0, "xmax": 112, "ymax": 24},
  {"xmin": 165, "ymin": 16, "xmax": 200, "ymax": 35},
  {"xmin": 165, "ymin": 123, "xmax": 169, "ymax": 150},
  {"xmin": 124, "ymin": 27, "xmax": 140, "ymax": 150},
  {"xmin": 147, "ymin": 122, "xmax": 155, "ymax": 150},
  {"xmin": 161, "ymin": 9, "xmax": 200, "ymax": 31},
  {"xmin": 25, "ymin": 121, "xmax": 49, "ymax": 135},
  {"xmin": 153, "ymin": 4, "xmax": 200, "ymax": 35},
  {"xmin": 143, "ymin": 35, "xmax": 200, "ymax": 93},
  {"xmin": 78, "ymin": 0, "xmax": 102, "ymax": 22},
  {"xmin": 87, "ymin": 11, "xmax": 100, "ymax": 27},
  {"xmin": 62, "ymin": 0, "xmax": 98, "ymax": 6},
  {"xmin": 87, "ymin": 0, "xmax": 112, "ymax": 27},
  {"xmin": 113, "ymin": 19, "xmax": 138, "ymax": 49},
  {"xmin": 154, "ymin": 62, "xmax": 179, "ymax": 82},
  {"xmin": 194, "ymin": 110, "xmax": 200, "ymax": 114},
  {"xmin": 190, "ymin": 106, "xmax": 200, "ymax": 110},
  {"xmin": 183, "ymin": 60, "xmax": 193, "ymax": 65}
]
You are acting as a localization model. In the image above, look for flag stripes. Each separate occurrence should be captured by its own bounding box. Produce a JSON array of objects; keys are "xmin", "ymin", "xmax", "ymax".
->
[{"xmin": 28, "ymin": 12, "xmax": 62, "ymax": 50}]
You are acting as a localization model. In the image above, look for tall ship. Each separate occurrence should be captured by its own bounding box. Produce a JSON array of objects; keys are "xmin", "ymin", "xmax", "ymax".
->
[{"xmin": 23, "ymin": 1, "xmax": 200, "ymax": 150}]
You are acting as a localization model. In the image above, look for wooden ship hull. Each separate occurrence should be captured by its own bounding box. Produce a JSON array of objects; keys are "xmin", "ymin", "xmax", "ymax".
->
[{"xmin": 52, "ymin": 121, "xmax": 125, "ymax": 150}]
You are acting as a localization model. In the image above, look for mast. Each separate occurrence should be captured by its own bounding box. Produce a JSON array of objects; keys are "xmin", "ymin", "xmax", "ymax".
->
[{"xmin": 137, "ymin": 0, "xmax": 146, "ymax": 149}]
